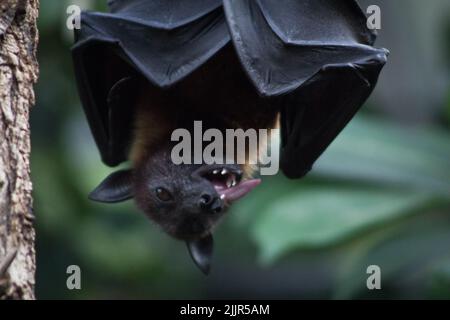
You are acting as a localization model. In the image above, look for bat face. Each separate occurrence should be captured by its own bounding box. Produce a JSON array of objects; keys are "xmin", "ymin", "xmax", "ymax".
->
[
  {"xmin": 89, "ymin": 148, "xmax": 261, "ymax": 274},
  {"xmin": 133, "ymin": 148, "xmax": 259, "ymax": 241}
]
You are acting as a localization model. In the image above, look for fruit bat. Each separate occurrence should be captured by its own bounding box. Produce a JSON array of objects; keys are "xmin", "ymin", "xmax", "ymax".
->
[{"xmin": 71, "ymin": 0, "xmax": 388, "ymax": 274}]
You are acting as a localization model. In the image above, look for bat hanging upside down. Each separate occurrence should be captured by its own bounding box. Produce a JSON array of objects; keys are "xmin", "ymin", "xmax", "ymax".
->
[
  {"xmin": 72, "ymin": 0, "xmax": 388, "ymax": 274},
  {"xmin": 89, "ymin": 47, "xmax": 279, "ymax": 273}
]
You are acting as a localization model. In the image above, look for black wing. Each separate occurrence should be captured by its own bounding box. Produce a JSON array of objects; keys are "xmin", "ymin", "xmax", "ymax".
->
[
  {"xmin": 223, "ymin": 0, "xmax": 388, "ymax": 177},
  {"xmin": 72, "ymin": 0, "xmax": 387, "ymax": 177},
  {"xmin": 72, "ymin": 0, "xmax": 229, "ymax": 166}
]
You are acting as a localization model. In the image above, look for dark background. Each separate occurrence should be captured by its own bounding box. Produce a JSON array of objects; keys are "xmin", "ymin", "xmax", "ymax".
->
[{"xmin": 33, "ymin": 0, "xmax": 450, "ymax": 299}]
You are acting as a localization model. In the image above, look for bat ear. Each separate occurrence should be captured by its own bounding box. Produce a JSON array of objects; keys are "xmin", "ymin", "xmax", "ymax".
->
[
  {"xmin": 186, "ymin": 233, "xmax": 214, "ymax": 275},
  {"xmin": 89, "ymin": 169, "xmax": 134, "ymax": 203}
]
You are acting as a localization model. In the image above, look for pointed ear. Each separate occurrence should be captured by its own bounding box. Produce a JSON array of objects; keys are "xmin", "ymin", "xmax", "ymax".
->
[
  {"xmin": 186, "ymin": 233, "xmax": 214, "ymax": 275},
  {"xmin": 89, "ymin": 170, "xmax": 134, "ymax": 203}
]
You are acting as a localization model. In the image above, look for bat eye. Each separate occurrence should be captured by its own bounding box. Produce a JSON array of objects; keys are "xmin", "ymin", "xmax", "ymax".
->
[{"xmin": 155, "ymin": 187, "xmax": 173, "ymax": 202}]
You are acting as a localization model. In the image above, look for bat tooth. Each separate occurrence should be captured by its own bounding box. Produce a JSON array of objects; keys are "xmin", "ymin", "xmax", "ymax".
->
[
  {"xmin": 221, "ymin": 169, "xmax": 227, "ymax": 175},
  {"xmin": 213, "ymin": 169, "xmax": 219, "ymax": 175},
  {"xmin": 226, "ymin": 174, "xmax": 237, "ymax": 188},
  {"xmin": 220, "ymin": 194, "xmax": 226, "ymax": 200}
]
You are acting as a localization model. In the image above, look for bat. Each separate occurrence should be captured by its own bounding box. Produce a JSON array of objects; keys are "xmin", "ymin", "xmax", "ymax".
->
[{"xmin": 71, "ymin": 0, "xmax": 388, "ymax": 274}]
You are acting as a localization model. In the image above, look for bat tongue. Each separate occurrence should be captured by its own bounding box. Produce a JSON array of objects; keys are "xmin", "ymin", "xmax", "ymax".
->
[
  {"xmin": 186, "ymin": 233, "xmax": 214, "ymax": 275},
  {"xmin": 219, "ymin": 179, "xmax": 261, "ymax": 203}
]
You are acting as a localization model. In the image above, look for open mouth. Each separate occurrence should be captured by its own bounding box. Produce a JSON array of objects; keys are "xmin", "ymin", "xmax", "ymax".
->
[{"xmin": 197, "ymin": 165, "xmax": 261, "ymax": 203}]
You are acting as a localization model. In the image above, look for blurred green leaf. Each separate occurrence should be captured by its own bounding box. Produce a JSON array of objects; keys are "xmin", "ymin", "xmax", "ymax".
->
[
  {"xmin": 234, "ymin": 115, "xmax": 450, "ymax": 266},
  {"xmin": 77, "ymin": 219, "xmax": 162, "ymax": 279},
  {"xmin": 231, "ymin": 174, "xmax": 303, "ymax": 227},
  {"xmin": 445, "ymin": 89, "xmax": 450, "ymax": 126},
  {"xmin": 333, "ymin": 211, "xmax": 450, "ymax": 299},
  {"xmin": 251, "ymin": 187, "xmax": 437, "ymax": 264},
  {"xmin": 428, "ymin": 259, "xmax": 450, "ymax": 299},
  {"xmin": 314, "ymin": 115, "xmax": 450, "ymax": 193}
]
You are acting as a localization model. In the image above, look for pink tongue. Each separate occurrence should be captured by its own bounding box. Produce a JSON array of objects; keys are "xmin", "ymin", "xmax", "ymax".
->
[{"xmin": 218, "ymin": 179, "xmax": 261, "ymax": 203}]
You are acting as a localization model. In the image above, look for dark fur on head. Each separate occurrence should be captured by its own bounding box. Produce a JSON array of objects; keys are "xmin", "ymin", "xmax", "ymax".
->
[
  {"xmin": 133, "ymin": 145, "xmax": 241, "ymax": 240},
  {"xmin": 89, "ymin": 143, "xmax": 244, "ymax": 275}
]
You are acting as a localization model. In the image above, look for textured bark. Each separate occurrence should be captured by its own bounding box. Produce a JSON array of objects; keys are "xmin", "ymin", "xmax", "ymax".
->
[{"xmin": 0, "ymin": 0, "xmax": 39, "ymax": 300}]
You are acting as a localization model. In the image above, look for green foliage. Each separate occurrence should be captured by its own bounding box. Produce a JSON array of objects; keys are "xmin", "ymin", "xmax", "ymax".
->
[
  {"xmin": 231, "ymin": 115, "xmax": 450, "ymax": 298},
  {"xmin": 252, "ymin": 187, "xmax": 435, "ymax": 264},
  {"xmin": 314, "ymin": 116, "xmax": 450, "ymax": 193}
]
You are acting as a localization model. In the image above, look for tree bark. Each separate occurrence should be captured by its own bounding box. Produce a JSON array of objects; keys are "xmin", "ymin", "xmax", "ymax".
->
[{"xmin": 0, "ymin": 0, "xmax": 39, "ymax": 300}]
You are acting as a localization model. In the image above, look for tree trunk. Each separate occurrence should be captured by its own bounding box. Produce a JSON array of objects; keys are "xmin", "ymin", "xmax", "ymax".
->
[{"xmin": 0, "ymin": 0, "xmax": 39, "ymax": 300}]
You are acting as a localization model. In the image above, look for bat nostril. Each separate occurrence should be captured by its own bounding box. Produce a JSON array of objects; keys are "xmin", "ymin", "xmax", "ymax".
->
[
  {"xmin": 199, "ymin": 194, "xmax": 213, "ymax": 208},
  {"xmin": 212, "ymin": 205, "xmax": 222, "ymax": 214},
  {"xmin": 199, "ymin": 194, "xmax": 223, "ymax": 214},
  {"xmin": 209, "ymin": 197, "xmax": 223, "ymax": 214}
]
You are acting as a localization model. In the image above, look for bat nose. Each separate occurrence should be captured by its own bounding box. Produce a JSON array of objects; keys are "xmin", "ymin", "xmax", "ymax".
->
[
  {"xmin": 198, "ymin": 193, "xmax": 213, "ymax": 209},
  {"xmin": 198, "ymin": 194, "xmax": 223, "ymax": 214}
]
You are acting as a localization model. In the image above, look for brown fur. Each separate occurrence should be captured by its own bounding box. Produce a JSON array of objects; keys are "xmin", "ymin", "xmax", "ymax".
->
[{"xmin": 130, "ymin": 45, "xmax": 279, "ymax": 176}]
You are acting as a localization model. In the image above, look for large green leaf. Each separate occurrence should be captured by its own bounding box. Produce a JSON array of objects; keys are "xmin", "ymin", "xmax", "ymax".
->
[
  {"xmin": 333, "ymin": 211, "xmax": 450, "ymax": 299},
  {"xmin": 251, "ymin": 187, "xmax": 437, "ymax": 264},
  {"xmin": 313, "ymin": 115, "xmax": 450, "ymax": 194},
  {"xmin": 233, "ymin": 115, "xmax": 450, "ymax": 265}
]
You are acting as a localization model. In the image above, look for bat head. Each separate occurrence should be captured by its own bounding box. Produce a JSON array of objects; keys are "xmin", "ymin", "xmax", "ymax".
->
[{"xmin": 88, "ymin": 148, "xmax": 260, "ymax": 274}]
